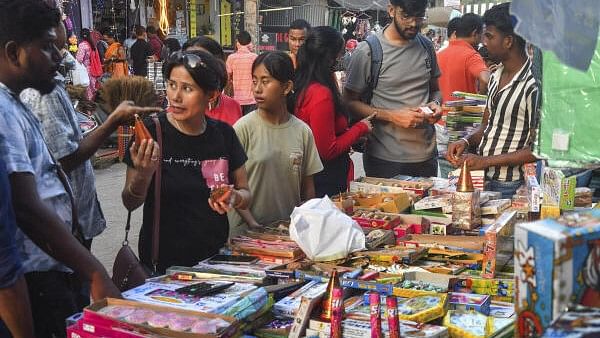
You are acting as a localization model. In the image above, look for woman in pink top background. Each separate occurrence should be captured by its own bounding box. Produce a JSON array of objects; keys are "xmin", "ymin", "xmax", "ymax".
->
[
  {"xmin": 292, "ymin": 26, "xmax": 374, "ymax": 197},
  {"xmin": 183, "ymin": 36, "xmax": 242, "ymax": 126}
]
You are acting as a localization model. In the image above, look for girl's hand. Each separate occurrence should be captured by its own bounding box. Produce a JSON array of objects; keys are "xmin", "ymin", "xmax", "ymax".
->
[
  {"xmin": 208, "ymin": 185, "xmax": 241, "ymax": 214},
  {"xmin": 130, "ymin": 139, "xmax": 160, "ymax": 178}
]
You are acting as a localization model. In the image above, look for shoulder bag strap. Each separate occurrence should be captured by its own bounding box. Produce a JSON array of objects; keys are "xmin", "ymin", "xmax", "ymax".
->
[
  {"xmin": 151, "ymin": 115, "xmax": 163, "ymax": 273},
  {"xmin": 55, "ymin": 162, "xmax": 85, "ymax": 244}
]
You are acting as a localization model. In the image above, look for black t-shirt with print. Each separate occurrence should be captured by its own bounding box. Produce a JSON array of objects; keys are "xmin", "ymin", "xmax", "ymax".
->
[
  {"xmin": 129, "ymin": 38, "xmax": 153, "ymax": 76},
  {"xmin": 124, "ymin": 113, "xmax": 247, "ymax": 273}
]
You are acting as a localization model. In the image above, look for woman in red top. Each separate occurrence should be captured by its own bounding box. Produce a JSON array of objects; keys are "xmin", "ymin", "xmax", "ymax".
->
[
  {"xmin": 183, "ymin": 36, "xmax": 243, "ymax": 126},
  {"xmin": 292, "ymin": 26, "xmax": 373, "ymax": 197}
]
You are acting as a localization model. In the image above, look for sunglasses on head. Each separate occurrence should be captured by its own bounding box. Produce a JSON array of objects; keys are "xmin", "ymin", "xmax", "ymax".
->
[{"xmin": 169, "ymin": 51, "xmax": 207, "ymax": 69}]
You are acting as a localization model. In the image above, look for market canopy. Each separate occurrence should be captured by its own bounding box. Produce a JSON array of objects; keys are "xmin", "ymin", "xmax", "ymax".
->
[
  {"xmin": 333, "ymin": 1, "xmax": 461, "ymax": 27},
  {"xmin": 332, "ymin": 0, "xmax": 389, "ymax": 11}
]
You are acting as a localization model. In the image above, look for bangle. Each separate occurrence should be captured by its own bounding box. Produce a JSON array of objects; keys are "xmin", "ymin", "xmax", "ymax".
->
[
  {"xmin": 460, "ymin": 137, "xmax": 471, "ymax": 148},
  {"xmin": 128, "ymin": 184, "xmax": 146, "ymax": 200}
]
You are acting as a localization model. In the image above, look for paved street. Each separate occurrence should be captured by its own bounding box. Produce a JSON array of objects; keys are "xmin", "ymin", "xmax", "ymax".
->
[{"xmin": 92, "ymin": 153, "xmax": 365, "ymax": 272}]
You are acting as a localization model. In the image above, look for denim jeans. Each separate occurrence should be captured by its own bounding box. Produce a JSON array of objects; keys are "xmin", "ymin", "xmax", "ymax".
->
[
  {"xmin": 25, "ymin": 271, "xmax": 81, "ymax": 338},
  {"xmin": 485, "ymin": 179, "xmax": 524, "ymax": 199},
  {"xmin": 560, "ymin": 168, "xmax": 593, "ymax": 188},
  {"xmin": 438, "ymin": 157, "xmax": 455, "ymax": 179},
  {"xmin": 363, "ymin": 154, "xmax": 438, "ymax": 179}
]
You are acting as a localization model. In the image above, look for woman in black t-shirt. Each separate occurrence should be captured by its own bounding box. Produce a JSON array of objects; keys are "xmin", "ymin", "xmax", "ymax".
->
[{"xmin": 122, "ymin": 50, "xmax": 251, "ymax": 273}]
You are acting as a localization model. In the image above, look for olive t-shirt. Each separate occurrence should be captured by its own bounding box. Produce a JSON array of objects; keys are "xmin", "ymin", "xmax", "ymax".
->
[{"xmin": 229, "ymin": 111, "xmax": 323, "ymax": 235}]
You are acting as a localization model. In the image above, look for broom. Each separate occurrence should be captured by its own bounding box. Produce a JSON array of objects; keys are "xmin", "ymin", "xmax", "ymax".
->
[
  {"xmin": 96, "ymin": 75, "xmax": 158, "ymax": 112},
  {"xmin": 95, "ymin": 76, "xmax": 159, "ymax": 160}
]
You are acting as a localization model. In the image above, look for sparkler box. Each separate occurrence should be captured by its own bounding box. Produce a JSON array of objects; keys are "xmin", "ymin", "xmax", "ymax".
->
[{"xmin": 514, "ymin": 210, "xmax": 600, "ymax": 337}]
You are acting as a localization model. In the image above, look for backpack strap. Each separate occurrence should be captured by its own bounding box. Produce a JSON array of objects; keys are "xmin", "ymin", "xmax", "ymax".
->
[
  {"xmin": 363, "ymin": 34, "xmax": 384, "ymax": 105},
  {"xmin": 416, "ymin": 33, "xmax": 437, "ymax": 77}
]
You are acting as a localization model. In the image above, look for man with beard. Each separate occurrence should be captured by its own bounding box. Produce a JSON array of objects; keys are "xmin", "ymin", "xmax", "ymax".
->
[
  {"xmin": 0, "ymin": 1, "xmax": 121, "ymax": 336},
  {"xmin": 344, "ymin": 0, "xmax": 442, "ymax": 178},
  {"xmin": 446, "ymin": 3, "xmax": 539, "ymax": 199}
]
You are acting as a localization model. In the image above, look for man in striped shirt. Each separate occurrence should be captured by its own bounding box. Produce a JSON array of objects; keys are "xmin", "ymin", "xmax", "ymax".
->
[{"xmin": 446, "ymin": 3, "xmax": 539, "ymax": 199}]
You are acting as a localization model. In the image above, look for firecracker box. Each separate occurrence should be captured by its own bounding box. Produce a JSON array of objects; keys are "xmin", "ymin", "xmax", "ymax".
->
[
  {"xmin": 354, "ymin": 192, "xmax": 411, "ymax": 214},
  {"xmin": 480, "ymin": 199, "xmax": 512, "ymax": 215},
  {"xmin": 393, "ymin": 223, "xmax": 415, "ymax": 238},
  {"xmin": 393, "ymin": 214, "xmax": 451, "ymax": 240},
  {"xmin": 414, "ymin": 194, "xmax": 452, "ymax": 211},
  {"xmin": 83, "ymin": 298, "xmax": 237, "ymax": 337},
  {"xmin": 481, "ymin": 211, "xmax": 517, "ymax": 279},
  {"xmin": 272, "ymin": 280, "xmax": 327, "ymax": 318},
  {"xmin": 350, "ymin": 177, "xmax": 433, "ymax": 198},
  {"xmin": 397, "ymin": 234, "xmax": 486, "ymax": 253},
  {"xmin": 448, "ymin": 292, "xmax": 491, "ymax": 315},
  {"xmin": 306, "ymin": 318, "xmax": 449, "ymax": 338},
  {"xmin": 70, "ymin": 316, "xmax": 151, "ymax": 337},
  {"xmin": 451, "ymin": 277, "xmax": 514, "ymax": 298},
  {"xmin": 122, "ymin": 280, "xmax": 256, "ymax": 313},
  {"xmin": 527, "ymin": 176, "xmax": 542, "ymax": 213},
  {"xmin": 542, "ymin": 167, "xmax": 577, "ymax": 211},
  {"xmin": 514, "ymin": 210, "xmax": 600, "ymax": 337},
  {"xmin": 351, "ymin": 209, "xmax": 403, "ymax": 230},
  {"xmin": 542, "ymin": 304, "xmax": 600, "ymax": 337},
  {"xmin": 452, "ymin": 190, "xmax": 482, "ymax": 230}
]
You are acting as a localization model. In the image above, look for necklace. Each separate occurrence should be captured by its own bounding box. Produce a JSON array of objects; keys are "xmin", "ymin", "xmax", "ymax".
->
[{"xmin": 169, "ymin": 114, "xmax": 206, "ymax": 135}]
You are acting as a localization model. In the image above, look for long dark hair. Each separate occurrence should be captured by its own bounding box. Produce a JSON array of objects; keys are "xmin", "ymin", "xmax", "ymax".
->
[
  {"xmin": 292, "ymin": 26, "xmax": 344, "ymax": 115},
  {"xmin": 163, "ymin": 50, "xmax": 222, "ymax": 93},
  {"xmin": 252, "ymin": 51, "xmax": 295, "ymax": 112},
  {"xmin": 81, "ymin": 28, "xmax": 96, "ymax": 50}
]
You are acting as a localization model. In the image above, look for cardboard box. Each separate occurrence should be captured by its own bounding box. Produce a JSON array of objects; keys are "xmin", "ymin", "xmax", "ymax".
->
[
  {"xmin": 393, "ymin": 271, "xmax": 452, "ymax": 297},
  {"xmin": 414, "ymin": 194, "xmax": 452, "ymax": 211},
  {"xmin": 405, "ymin": 214, "xmax": 448, "ymax": 235},
  {"xmin": 83, "ymin": 298, "xmax": 237, "ymax": 337},
  {"xmin": 351, "ymin": 209, "xmax": 402, "ymax": 230},
  {"xmin": 480, "ymin": 199, "xmax": 511, "ymax": 215},
  {"xmin": 352, "ymin": 192, "xmax": 411, "ymax": 214},
  {"xmin": 272, "ymin": 281, "xmax": 327, "ymax": 318},
  {"xmin": 350, "ymin": 177, "xmax": 433, "ymax": 198},
  {"xmin": 481, "ymin": 211, "xmax": 517, "ymax": 278},
  {"xmin": 448, "ymin": 292, "xmax": 491, "ymax": 315},
  {"xmin": 122, "ymin": 281, "xmax": 256, "ymax": 313},
  {"xmin": 514, "ymin": 210, "xmax": 600, "ymax": 336},
  {"xmin": 307, "ymin": 318, "xmax": 449, "ymax": 338},
  {"xmin": 542, "ymin": 305, "xmax": 600, "ymax": 337},
  {"xmin": 397, "ymin": 234, "xmax": 486, "ymax": 253},
  {"xmin": 542, "ymin": 167, "xmax": 577, "ymax": 211},
  {"xmin": 527, "ymin": 175, "xmax": 542, "ymax": 213},
  {"xmin": 452, "ymin": 191, "xmax": 481, "ymax": 230}
]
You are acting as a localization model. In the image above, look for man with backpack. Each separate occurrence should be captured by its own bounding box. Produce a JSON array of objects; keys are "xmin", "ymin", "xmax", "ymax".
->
[{"xmin": 344, "ymin": 0, "xmax": 442, "ymax": 178}]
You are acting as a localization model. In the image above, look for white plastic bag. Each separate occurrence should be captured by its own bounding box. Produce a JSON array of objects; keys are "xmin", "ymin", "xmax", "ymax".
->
[
  {"xmin": 290, "ymin": 196, "xmax": 365, "ymax": 261},
  {"xmin": 71, "ymin": 61, "xmax": 90, "ymax": 87}
]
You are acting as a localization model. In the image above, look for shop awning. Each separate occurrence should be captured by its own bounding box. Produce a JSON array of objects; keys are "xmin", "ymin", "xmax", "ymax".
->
[
  {"xmin": 331, "ymin": 0, "xmax": 388, "ymax": 11},
  {"xmin": 426, "ymin": 7, "xmax": 462, "ymax": 27}
]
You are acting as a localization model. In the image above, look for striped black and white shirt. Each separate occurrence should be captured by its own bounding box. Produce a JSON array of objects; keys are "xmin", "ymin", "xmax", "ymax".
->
[{"xmin": 478, "ymin": 59, "xmax": 539, "ymax": 182}]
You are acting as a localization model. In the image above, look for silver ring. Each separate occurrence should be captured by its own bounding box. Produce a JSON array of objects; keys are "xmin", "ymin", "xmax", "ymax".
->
[{"xmin": 150, "ymin": 156, "xmax": 158, "ymax": 161}]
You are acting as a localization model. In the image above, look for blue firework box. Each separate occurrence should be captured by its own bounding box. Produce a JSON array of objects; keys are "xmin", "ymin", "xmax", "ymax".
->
[{"xmin": 514, "ymin": 210, "xmax": 600, "ymax": 337}]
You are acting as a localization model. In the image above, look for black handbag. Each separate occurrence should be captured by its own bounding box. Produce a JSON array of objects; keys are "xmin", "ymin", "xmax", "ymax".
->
[{"xmin": 112, "ymin": 116, "xmax": 163, "ymax": 291}]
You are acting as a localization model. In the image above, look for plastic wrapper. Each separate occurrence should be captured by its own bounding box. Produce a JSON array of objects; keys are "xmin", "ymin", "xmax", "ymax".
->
[
  {"xmin": 536, "ymin": 35, "xmax": 600, "ymax": 167},
  {"xmin": 512, "ymin": 0, "xmax": 599, "ymax": 71},
  {"xmin": 290, "ymin": 196, "xmax": 366, "ymax": 261}
]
